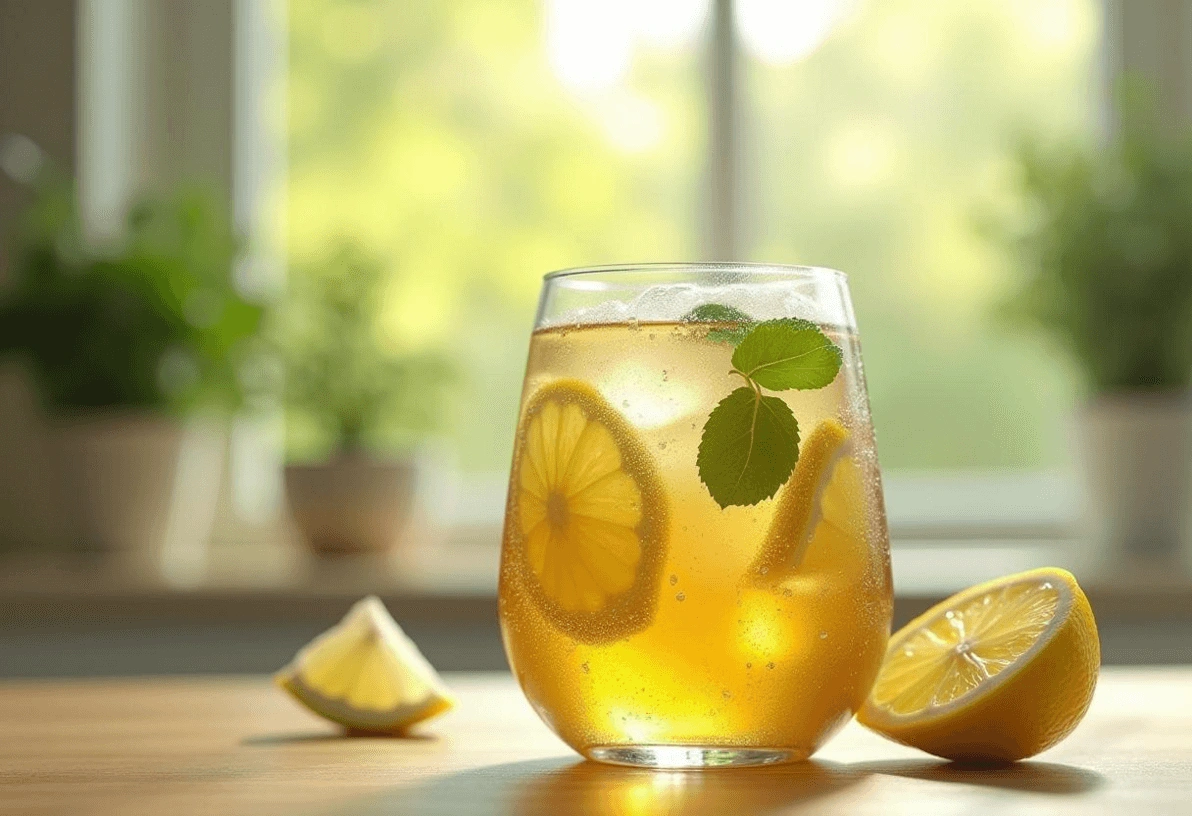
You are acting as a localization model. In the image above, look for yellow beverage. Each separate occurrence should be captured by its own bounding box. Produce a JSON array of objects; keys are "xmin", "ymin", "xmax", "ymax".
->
[{"xmin": 499, "ymin": 298, "xmax": 893, "ymax": 766}]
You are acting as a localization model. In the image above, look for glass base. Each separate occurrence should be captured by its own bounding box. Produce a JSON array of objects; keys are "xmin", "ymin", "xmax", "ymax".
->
[{"xmin": 587, "ymin": 745, "xmax": 797, "ymax": 768}]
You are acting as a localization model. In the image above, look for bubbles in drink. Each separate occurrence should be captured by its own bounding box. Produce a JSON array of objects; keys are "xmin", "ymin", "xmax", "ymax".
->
[{"xmin": 500, "ymin": 313, "xmax": 892, "ymax": 758}]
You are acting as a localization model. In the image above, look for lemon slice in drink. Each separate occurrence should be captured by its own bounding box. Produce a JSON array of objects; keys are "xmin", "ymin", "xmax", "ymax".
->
[
  {"xmin": 508, "ymin": 379, "xmax": 668, "ymax": 644},
  {"xmin": 751, "ymin": 418, "xmax": 862, "ymax": 579},
  {"xmin": 857, "ymin": 568, "xmax": 1100, "ymax": 761},
  {"xmin": 275, "ymin": 596, "xmax": 455, "ymax": 733}
]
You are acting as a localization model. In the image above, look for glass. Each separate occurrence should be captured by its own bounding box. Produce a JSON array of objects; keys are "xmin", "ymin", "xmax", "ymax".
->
[{"xmin": 498, "ymin": 263, "xmax": 893, "ymax": 768}]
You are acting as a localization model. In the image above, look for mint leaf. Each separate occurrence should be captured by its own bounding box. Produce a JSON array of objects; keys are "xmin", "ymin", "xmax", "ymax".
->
[
  {"xmin": 694, "ymin": 318, "xmax": 842, "ymax": 508},
  {"xmin": 696, "ymin": 386, "xmax": 801, "ymax": 508},
  {"xmin": 683, "ymin": 303, "xmax": 754, "ymax": 345},
  {"xmin": 707, "ymin": 325, "xmax": 752, "ymax": 345},
  {"xmin": 685, "ymin": 303, "xmax": 752, "ymax": 323},
  {"xmin": 730, "ymin": 319, "xmax": 842, "ymax": 391}
]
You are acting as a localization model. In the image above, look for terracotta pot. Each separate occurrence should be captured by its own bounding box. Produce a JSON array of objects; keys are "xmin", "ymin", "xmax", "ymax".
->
[
  {"xmin": 54, "ymin": 412, "xmax": 226, "ymax": 584},
  {"xmin": 284, "ymin": 454, "xmax": 416, "ymax": 557},
  {"xmin": 1075, "ymin": 392, "xmax": 1192, "ymax": 580}
]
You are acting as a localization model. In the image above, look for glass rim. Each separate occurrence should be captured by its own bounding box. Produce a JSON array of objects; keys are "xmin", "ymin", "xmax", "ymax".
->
[{"xmin": 542, "ymin": 261, "xmax": 847, "ymax": 283}]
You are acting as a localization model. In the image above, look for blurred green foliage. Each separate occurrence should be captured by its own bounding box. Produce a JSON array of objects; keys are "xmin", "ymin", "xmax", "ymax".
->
[
  {"xmin": 744, "ymin": 0, "xmax": 1096, "ymax": 468},
  {"xmin": 273, "ymin": 242, "xmax": 454, "ymax": 461},
  {"xmin": 1002, "ymin": 89, "xmax": 1192, "ymax": 393},
  {"xmin": 287, "ymin": 0, "xmax": 1096, "ymax": 471},
  {"xmin": 287, "ymin": 0, "xmax": 702, "ymax": 471},
  {"xmin": 0, "ymin": 169, "xmax": 263, "ymax": 415}
]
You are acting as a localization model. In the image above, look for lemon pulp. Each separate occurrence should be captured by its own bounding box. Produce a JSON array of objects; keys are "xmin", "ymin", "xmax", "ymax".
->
[
  {"xmin": 509, "ymin": 379, "xmax": 667, "ymax": 643},
  {"xmin": 872, "ymin": 580, "xmax": 1060, "ymax": 715},
  {"xmin": 858, "ymin": 568, "xmax": 1100, "ymax": 762}
]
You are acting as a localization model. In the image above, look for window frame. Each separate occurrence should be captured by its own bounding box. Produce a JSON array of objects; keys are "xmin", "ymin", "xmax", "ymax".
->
[{"xmin": 70, "ymin": 0, "xmax": 1176, "ymax": 554}]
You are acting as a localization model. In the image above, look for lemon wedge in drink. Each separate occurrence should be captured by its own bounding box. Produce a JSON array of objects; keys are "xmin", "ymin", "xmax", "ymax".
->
[
  {"xmin": 752, "ymin": 418, "xmax": 863, "ymax": 579},
  {"xmin": 857, "ymin": 568, "xmax": 1100, "ymax": 761},
  {"xmin": 275, "ymin": 596, "xmax": 454, "ymax": 733},
  {"xmin": 508, "ymin": 379, "xmax": 668, "ymax": 644}
]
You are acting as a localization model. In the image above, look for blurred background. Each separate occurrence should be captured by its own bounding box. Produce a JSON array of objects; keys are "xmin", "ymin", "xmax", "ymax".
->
[{"xmin": 2, "ymin": 0, "xmax": 1192, "ymax": 676}]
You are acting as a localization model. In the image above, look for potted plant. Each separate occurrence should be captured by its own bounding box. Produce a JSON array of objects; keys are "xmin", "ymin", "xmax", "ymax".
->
[
  {"xmin": 1003, "ymin": 96, "xmax": 1192, "ymax": 579},
  {"xmin": 0, "ymin": 156, "xmax": 263, "ymax": 581},
  {"xmin": 275, "ymin": 243, "xmax": 452, "ymax": 557}
]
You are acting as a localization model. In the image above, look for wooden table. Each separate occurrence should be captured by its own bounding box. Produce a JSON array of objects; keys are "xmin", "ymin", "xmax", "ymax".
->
[{"xmin": 2, "ymin": 669, "xmax": 1190, "ymax": 815}]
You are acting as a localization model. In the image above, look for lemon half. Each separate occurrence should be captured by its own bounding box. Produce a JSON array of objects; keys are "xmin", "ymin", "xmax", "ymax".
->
[
  {"xmin": 507, "ymin": 379, "xmax": 667, "ymax": 644},
  {"xmin": 275, "ymin": 596, "xmax": 454, "ymax": 733},
  {"xmin": 857, "ymin": 567, "xmax": 1100, "ymax": 762}
]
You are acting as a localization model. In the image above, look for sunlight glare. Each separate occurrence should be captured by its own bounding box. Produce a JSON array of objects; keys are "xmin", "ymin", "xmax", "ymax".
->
[
  {"xmin": 1016, "ymin": 0, "xmax": 1082, "ymax": 51},
  {"xmin": 736, "ymin": 0, "xmax": 856, "ymax": 65},
  {"xmin": 636, "ymin": 0, "xmax": 711, "ymax": 48},
  {"xmin": 547, "ymin": 0, "xmax": 708, "ymax": 93},
  {"xmin": 601, "ymin": 361, "xmax": 698, "ymax": 430},
  {"xmin": 824, "ymin": 122, "xmax": 895, "ymax": 190},
  {"xmin": 597, "ymin": 93, "xmax": 666, "ymax": 153},
  {"xmin": 737, "ymin": 591, "xmax": 793, "ymax": 659},
  {"xmin": 547, "ymin": 0, "xmax": 634, "ymax": 92}
]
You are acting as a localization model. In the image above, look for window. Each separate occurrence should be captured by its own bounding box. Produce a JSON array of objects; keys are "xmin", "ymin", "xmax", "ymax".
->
[
  {"xmin": 287, "ymin": 0, "xmax": 706, "ymax": 474},
  {"xmin": 743, "ymin": 0, "xmax": 1097, "ymax": 470},
  {"xmin": 285, "ymin": 0, "xmax": 1100, "ymax": 543}
]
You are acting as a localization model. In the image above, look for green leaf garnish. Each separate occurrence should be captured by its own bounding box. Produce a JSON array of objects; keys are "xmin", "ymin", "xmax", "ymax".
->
[
  {"xmin": 683, "ymin": 303, "xmax": 754, "ymax": 345},
  {"xmin": 685, "ymin": 303, "xmax": 752, "ymax": 323},
  {"xmin": 730, "ymin": 319, "xmax": 843, "ymax": 391},
  {"xmin": 697, "ymin": 387, "xmax": 801, "ymax": 508},
  {"xmin": 696, "ymin": 319, "xmax": 843, "ymax": 507}
]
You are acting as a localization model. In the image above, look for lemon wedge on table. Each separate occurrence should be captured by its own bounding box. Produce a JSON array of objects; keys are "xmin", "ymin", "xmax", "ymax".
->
[
  {"xmin": 275, "ymin": 596, "xmax": 455, "ymax": 733},
  {"xmin": 508, "ymin": 379, "xmax": 668, "ymax": 644},
  {"xmin": 857, "ymin": 568, "xmax": 1100, "ymax": 762}
]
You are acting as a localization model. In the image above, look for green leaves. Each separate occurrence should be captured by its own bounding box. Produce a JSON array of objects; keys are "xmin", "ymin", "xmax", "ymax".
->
[
  {"xmin": 697, "ymin": 387, "xmax": 801, "ymax": 508},
  {"xmin": 731, "ymin": 319, "xmax": 843, "ymax": 391},
  {"xmin": 685, "ymin": 303, "xmax": 752, "ymax": 323},
  {"xmin": 0, "ymin": 178, "xmax": 262, "ymax": 414},
  {"xmin": 1001, "ymin": 88, "xmax": 1192, "ymax": 393},
  {"xmin": 696, "ymin": 318, "xmax": 843, "ymax": 508},
  {"xmin": 683, "ymin": 303, "xmax": 754, "ymax": 345}
]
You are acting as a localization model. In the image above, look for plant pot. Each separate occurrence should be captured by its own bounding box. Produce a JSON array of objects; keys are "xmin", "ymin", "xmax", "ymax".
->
[
  {"xmin": 284, "ymin": 454, "xmax": 416, "ymax": 557},
  {"xmin": 1075, "ymin": 392, "xmax": 1192, "ymax": 581},
  {"xmin": 54, "ymin": 412, "xmax": 227, "ymax": 584}
]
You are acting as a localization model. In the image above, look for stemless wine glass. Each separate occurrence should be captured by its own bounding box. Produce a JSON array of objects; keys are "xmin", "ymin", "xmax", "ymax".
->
[{"xmin": 498, "ymin": 264, "xmax": 893, "ymax": 768}]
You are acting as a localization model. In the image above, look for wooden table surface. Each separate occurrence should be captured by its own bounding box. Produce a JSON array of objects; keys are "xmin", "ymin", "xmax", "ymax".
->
[{"xmin": 2, "ymin": 668, "xmax": 1190, "ymax": 815}]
